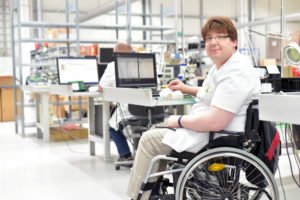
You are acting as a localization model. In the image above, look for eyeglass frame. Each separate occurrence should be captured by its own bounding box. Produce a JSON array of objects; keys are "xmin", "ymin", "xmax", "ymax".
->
[{"xmin": 204, "ymin": 35, "xmax": 230, "ymax": 43}]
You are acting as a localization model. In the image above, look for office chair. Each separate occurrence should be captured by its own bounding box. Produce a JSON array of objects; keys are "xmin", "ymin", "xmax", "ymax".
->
[{"xmin": 115, "ymin": 104, "xmax": 165, "ymax": 170}]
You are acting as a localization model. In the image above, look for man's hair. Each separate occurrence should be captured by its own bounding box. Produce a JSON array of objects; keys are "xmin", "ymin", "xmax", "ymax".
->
[
  {"xmin": 114, "ymin": 41, "xmax": 133, "ymax": 53},
  {"xmin": 201, "ymin": 16, "xmax": 238, "ymax": 49}
]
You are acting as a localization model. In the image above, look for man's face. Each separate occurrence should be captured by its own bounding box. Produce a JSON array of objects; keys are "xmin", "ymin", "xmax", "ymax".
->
[{"xmin": 204, "ymin": 30, "xmax": 237, "ymax": 67}]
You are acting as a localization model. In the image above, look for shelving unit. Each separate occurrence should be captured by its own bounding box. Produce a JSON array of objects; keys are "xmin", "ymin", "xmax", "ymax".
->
[
  {"xmin": 10, "ymin": 0, "xmax": 176, "ymax": 137},
  {"xmin": 0, "ymin": 0, "xmax": 10, "ymax": 56}
]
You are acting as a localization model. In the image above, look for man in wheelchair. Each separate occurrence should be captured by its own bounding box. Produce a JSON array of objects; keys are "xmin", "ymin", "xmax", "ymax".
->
[{"xmin": 127, "ymin": 16, "xmax": 276, "ymax": 200}]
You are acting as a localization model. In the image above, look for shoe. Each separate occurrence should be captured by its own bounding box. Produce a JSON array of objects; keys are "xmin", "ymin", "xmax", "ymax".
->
[
  {"xmin": 117, "ymin": 156, "xmax": 133, "ymax": 162},
  {"xmin": 116, "ymin": 156, "xmax": 133, "ymax": 168}
]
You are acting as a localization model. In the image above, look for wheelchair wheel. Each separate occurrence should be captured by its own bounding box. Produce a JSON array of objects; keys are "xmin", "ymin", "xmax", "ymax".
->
[{"xmin": 176, "ymin": 147, "xmax": 279, "ymax": 200}]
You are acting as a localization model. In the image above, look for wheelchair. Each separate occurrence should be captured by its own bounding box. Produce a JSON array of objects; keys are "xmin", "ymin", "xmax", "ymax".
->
[{"xmin": 137, "ymin": 100, "xmax": 280, "ymax": 200}]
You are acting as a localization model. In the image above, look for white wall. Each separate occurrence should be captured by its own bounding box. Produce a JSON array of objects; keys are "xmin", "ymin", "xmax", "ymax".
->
[{"xmin": 0, "ymin": 57, "xmax": 13, "ymax": 76}]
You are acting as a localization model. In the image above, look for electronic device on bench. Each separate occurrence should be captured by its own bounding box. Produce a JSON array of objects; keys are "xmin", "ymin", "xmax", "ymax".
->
[
  {"xmin": 56, "ymin": 57, "xmax": 99, "ymax": 91},
  {"xmin": 114, "ymin": 52, "xmax": 160, "ymax": 97}
]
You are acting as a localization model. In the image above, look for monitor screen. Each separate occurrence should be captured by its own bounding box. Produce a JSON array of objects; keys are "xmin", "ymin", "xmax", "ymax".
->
[
  {"xmin": 114, "ymin": 52, "xmax": 157, "ymax": 88},
  {"xmin": 56, "ymin": 57, "xmax": 99, "ymax": 85},
  {"xmin": 97, "ymin": 63, "xmax": 108, "ymax": 81},
  {"xmin": 99, "ymin": 47, "xmax": 114, "ymax": 63}
]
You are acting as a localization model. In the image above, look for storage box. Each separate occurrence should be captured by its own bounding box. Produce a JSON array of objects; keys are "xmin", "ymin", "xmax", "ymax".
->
[
  {"xmin": 50, "ymin": 127, "xmax": 88, "ymax": 141},
  {"xmin": 49, "ymin": 95, "xmax": 66, "ymax": 118},
  {"xmin": 0, "ymin": 76, "xmax": 19, "ymax": 122},
  {"xmin": 0, "ymin": 76, "xmax": 14, "ymax": 86}
]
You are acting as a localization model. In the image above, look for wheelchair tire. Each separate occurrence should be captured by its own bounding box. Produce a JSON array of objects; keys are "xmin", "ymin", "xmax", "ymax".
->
[{"xmin": 175, "ymin": 147, "xmax": 279, "ymax": 200}]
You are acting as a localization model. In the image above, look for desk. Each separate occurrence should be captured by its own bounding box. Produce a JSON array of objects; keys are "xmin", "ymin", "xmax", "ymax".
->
[
  {"xmin": 103, "ymin": 87, "xmax": 196, "ymax": 107},
  {"xmin": 259, "ymin": 92, "xmax": 300, "ymax": 125},
  {"xmin": 22, "ymin": 85, "xmax": 105, "ymax": 140},
  {"xmin": 22, "ymin": 85, "xmax": 113, "ymax": 160},
  {"xmin": 102, "ymin": 87, "xmax": 196, "ymax": 159}
]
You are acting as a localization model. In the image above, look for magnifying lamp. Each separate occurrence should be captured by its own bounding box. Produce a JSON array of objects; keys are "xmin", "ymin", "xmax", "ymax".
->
[{"xmin": 283, "ymin": 42, "xmax": 300, "ymax": 65}]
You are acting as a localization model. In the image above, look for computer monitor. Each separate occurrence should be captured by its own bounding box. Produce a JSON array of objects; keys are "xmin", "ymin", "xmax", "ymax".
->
[
  {"xmin": 56, "ymin": 57, "xmax": 99, "ymax": 85},
  {"xmin": 99, "ymin": 47, "xmax": 114, "ymax": 63},
  {"xmin": 97, "ymin": 63, "xmax": 108, "ymax": 81},
  {"xmin": 114, "ymin": 52, "xmax": 157, "ymax": 88}
]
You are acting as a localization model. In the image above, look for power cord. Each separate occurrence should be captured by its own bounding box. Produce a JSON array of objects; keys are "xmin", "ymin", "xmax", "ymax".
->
[
  {"xmin": 277, "ymin": 167, "xmax": 287, "ymax": 200},
  {"xmin": 285, "ymin": 124, "xmax": 300, "ymax": 187},
  {"xmin": 115, "ymin": 102, "xmax": 135, "ymax": 147},
  {"xmin": 52, "ymin": 99, "xmax": 89, "ymax": 154}
]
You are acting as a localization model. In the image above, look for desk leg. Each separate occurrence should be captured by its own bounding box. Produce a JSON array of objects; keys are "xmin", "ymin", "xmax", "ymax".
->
[
  {"xmin": 173, "ymin": 106, "xmax": 177, "ymax": 115},
  {"xmin": 88, "ymin": 97, "xmax": 96, "ymax": 156},
  {"xmin": 102, "ymin": 101, "xmax": 111, "ymax": 161},
  {"xmin": 35, "ymin": 94, "xmax": 42, "ymax": 139},
  {"xmin": 41, "ymin": 93, "xmax": 50, "ymax": 142}
]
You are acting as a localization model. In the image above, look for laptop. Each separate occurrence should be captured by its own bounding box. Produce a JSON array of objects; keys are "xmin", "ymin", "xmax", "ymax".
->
[{"xmin": 114, "ymin": 52, "xmax": 160, "ymax": 97}]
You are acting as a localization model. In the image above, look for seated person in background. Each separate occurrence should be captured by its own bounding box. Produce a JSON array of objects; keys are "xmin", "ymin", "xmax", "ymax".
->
[
  {"xmin": 98, "ymin": 42, "xmax": 134, "ymax": 162},
  {"xmin": 127, "ymin": 16, "xmax": 261, "ymax": 200}
]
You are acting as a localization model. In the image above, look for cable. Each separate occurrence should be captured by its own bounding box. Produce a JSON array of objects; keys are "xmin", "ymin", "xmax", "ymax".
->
[
  {"xmin": 115, "ymin": 103, "xmax": 135, "ymax": 147},
  {"xmin": 52, "ymin": 98, "xmax": 89, "ymax": 154},
  {"xmin": 289, "ymin": 125, "xmax": 300, "ymax": 183},
  {"xmin": 285, "ymin": 124, "xmax": 300, "ymax": 187},
  {"xmin": 277, "ymin": 167, "xmax": 287, "ymax": 200}
]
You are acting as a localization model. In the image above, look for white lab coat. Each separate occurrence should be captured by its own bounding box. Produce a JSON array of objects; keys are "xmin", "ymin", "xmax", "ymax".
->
[{"xmin": 162, "ymin": 52, "xmax": 261, "ymax": 153}]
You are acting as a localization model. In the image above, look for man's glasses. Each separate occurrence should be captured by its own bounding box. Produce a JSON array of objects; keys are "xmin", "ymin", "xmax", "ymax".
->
[{"xmin": 205, "ymin": 35, "xmax": 230, "ymax": 43}]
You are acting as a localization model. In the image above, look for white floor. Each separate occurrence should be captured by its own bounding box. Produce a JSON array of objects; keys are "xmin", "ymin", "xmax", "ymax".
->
[
  {"xmin": 0, "ymin": 122, "xmax": 129, "ymax": 200},
  {"xmin": 1, "ymin": 121, "xmax": 300, "ymax": 200}
]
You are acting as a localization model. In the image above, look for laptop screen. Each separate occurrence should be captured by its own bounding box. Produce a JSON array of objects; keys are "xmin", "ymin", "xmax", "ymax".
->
[
  {"xmin": 114, "ymin": 52, "xmax": 157, "ymax": 88},
  {"xmin": 56, "ymin": 57, "xmax": 99, "ymax": 85}
]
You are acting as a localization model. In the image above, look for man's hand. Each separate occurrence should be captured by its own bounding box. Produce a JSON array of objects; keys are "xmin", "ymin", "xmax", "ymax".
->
[
  {"xmin": 168, "ymin": 79, "xmax": 186, "ymax": 92},
  {"xmin": 98, "ymin": 85, "xmax": 103, "ymax": 92},
  {"xmin": 168, "ymin": 79, "xmax": 199, "ymax": 96}
]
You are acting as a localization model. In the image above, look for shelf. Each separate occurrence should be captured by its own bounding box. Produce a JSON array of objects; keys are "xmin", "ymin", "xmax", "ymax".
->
[
  {"xmin": 50, "ymin": 118, "xmax": 88, "ymax": 128},
  {"xmin": 20, "ymin": 21, "xmax": 172, "ymax": 31},
  {"xmin": 22, "ymin": 63, "xmax": 57, "ymax": 67}
]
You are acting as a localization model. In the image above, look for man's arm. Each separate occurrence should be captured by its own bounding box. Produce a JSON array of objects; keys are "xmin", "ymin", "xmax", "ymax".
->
[{"xmin": 167, "ymin": 106, "xmax": 234, "ymax": 132}]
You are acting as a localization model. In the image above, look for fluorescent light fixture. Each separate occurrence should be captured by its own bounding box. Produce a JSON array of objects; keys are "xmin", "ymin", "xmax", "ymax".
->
[{"xmin": 283, "ymin": 42, "xmax": 300, "ymax": 65}]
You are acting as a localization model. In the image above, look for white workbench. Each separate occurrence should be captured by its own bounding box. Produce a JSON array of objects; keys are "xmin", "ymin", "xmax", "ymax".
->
[
  {"xmin": 259, "ymin": 92, "xmax": 300, "ymax": 125},
  {"xmin": 22, "ymin": 86, "xmax": 196, "ymax": 161},
  {"xmin": 101, "ymin": 87, "xmax": 196, "ymax": 159},
  {"xmin": 21, "ymin": 85, "xmax": 102, "ymax": 137},
  {"xmin": 103, "ymin": 87, "xmax": 196, "ymax": 107}
]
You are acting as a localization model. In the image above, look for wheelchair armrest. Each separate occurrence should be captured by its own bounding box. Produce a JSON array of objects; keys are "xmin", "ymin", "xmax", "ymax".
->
[
  {"xmin": 210, "ymin": 130, "xmax": 244, "ymax": 136},
  {"xmin": 169, "ymin": 151, "xmax": 197, "ymax": 163}
]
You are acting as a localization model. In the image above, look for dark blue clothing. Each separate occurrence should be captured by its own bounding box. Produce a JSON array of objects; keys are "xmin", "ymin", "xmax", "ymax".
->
[{"xmin": 109, "ymin": 127, "xmax": 131, "ymax": 157}]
